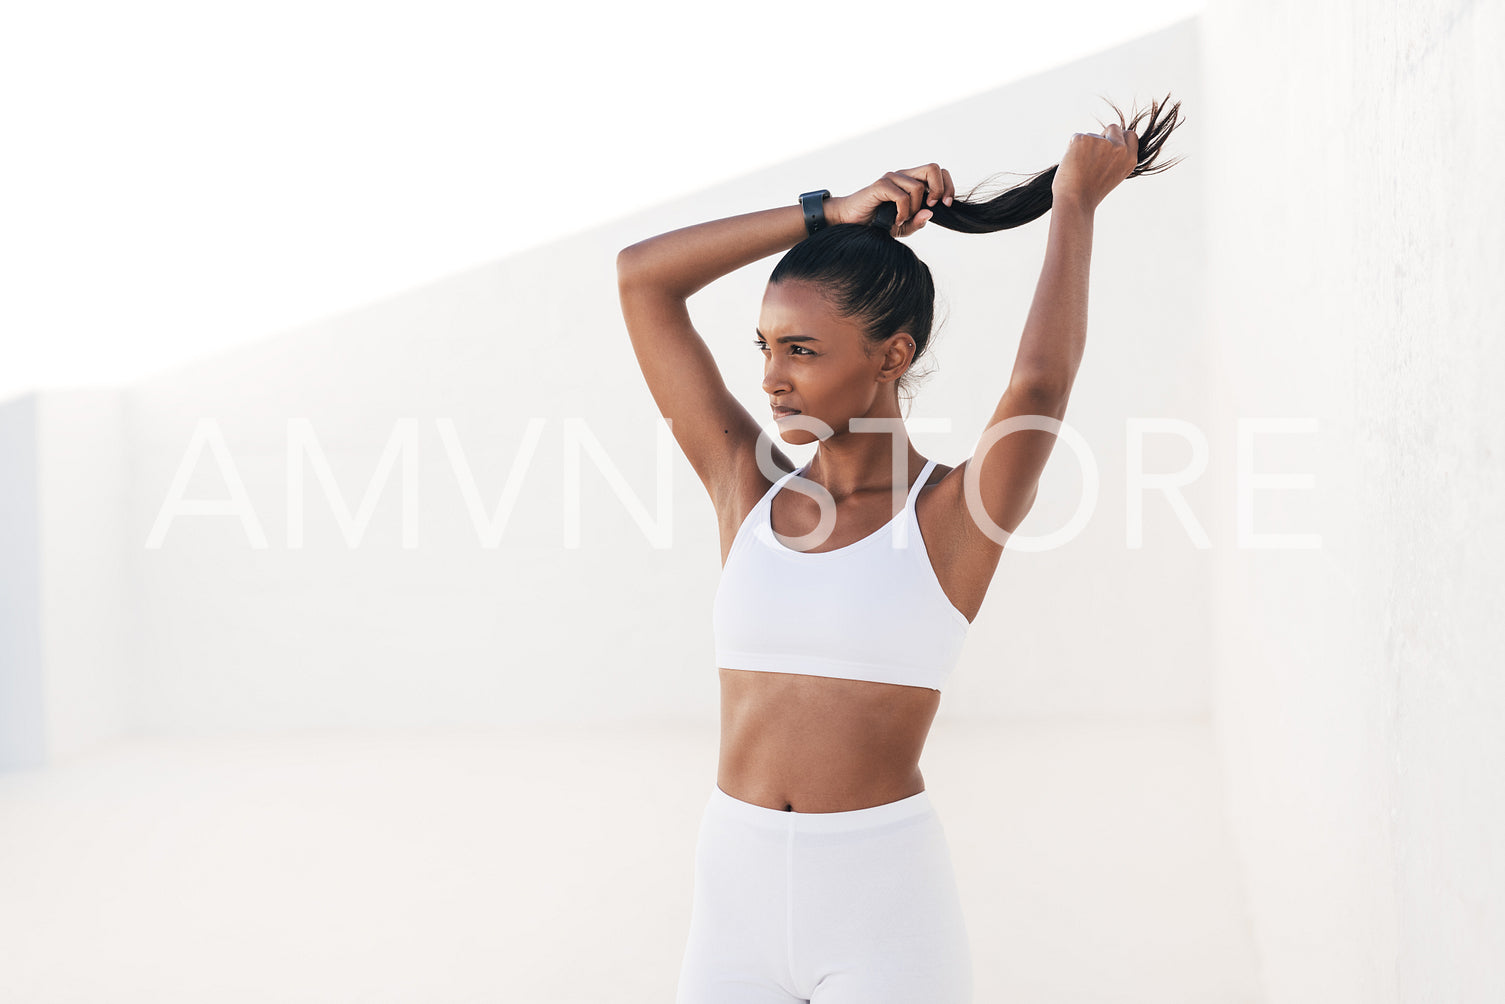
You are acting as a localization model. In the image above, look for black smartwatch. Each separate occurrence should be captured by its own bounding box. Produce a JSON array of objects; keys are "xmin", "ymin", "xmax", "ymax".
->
[{"xmin": 799, "ymin": 189, "xmax": 831, "ymax": 235}]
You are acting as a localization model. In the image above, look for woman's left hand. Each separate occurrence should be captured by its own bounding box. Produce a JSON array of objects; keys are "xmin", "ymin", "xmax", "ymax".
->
[
  {"xmin": 828, "ymin": 163, "xmax": 956, "ymax": 237},
  {"xmin": 1051, "ymin": 122, "xmax": 1139, "ymax": 212}
]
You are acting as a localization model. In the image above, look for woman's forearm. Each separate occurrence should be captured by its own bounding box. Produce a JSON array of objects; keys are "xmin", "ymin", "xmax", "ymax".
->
[
  {"xmin": 617, "ymin": 202, "xmax": 814, "ymax": 300},
  {"xmin": 1012, "ymin": 197, "xmax": 1095, "ymax": 393}
]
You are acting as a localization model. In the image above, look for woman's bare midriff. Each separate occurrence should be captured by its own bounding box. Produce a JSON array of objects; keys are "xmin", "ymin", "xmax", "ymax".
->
[{"xmin": 716, "ymin": 667, "xmax": 942, "ymax": 813}]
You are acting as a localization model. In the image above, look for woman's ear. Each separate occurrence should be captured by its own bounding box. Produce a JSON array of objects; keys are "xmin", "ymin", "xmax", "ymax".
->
[{"xmin": 878, "ymin": 333, "xmax": 916, "ymax": 382}]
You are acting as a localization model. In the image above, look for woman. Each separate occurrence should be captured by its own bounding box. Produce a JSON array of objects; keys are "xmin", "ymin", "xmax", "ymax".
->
[{"xmin": 617, "ymin": 96, "xmax": 1183, "ymax": 1004}]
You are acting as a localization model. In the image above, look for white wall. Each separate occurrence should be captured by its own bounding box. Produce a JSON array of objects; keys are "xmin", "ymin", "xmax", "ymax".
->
[
  {"xmin": 38, "ymin": 390, "xmax": 135, "ymax": 763},
  {"xmin": 0, "ymin": 396, "xmax": 44, "ymax": 768},
  {"xmin": 1201, "ymin": 0, "xmax": 1505, "ymax": 1000},
  {"xmin": 0, "ymin": 391, "xmax": 137, "ymax": 768}
]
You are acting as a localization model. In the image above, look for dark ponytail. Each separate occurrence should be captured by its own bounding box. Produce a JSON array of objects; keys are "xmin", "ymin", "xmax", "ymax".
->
[
  {"xmin": 927, "ymin": 93, "xmax": 1186, "ymax": 235},
  {"xmin": 768, "ymin": 94, "xmax": 1186, "ymax": 411}
]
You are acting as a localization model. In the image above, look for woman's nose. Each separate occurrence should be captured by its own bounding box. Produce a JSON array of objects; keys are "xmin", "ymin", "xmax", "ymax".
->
[{"xmin": 761, "ymin": 365, "xmax": 789, "ymax": 396}]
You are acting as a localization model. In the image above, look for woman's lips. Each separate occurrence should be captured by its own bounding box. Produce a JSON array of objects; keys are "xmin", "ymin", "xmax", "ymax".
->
[{"xmin": 772, "ymin": 407, "xmax": 800, "ymax": 418}]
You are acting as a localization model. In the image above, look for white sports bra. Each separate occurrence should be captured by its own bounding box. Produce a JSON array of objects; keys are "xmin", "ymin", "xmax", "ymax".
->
[{"xmin": 712, "ymin": 458, "xmax": 970, "ymax": 692}]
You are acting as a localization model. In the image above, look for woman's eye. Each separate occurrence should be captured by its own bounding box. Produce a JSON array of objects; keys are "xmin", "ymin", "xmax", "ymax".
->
[{"xmin": 752, "ymin": 338, "xmax": 811, "ymax": 356}]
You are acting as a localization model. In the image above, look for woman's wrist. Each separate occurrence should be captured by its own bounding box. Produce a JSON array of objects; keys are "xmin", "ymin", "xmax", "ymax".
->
[
  {"xmin": 1049, "ymin": 192, "xmax": 1097, "ymax": 220},
  {"xmin": 823, "ymin": 194, "xmax": 854, "ymax": 227}
]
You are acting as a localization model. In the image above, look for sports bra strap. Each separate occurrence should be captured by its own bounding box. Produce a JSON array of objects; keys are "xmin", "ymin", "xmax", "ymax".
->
[{"xmin": 906, "ymin": 459, "xmax": 938, "ymax": 507}]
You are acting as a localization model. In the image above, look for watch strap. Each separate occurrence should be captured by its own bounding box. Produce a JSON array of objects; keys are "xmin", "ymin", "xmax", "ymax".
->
[{"xmin": 799, "ymin": 189, "xmax": 831, "ymax": 235}]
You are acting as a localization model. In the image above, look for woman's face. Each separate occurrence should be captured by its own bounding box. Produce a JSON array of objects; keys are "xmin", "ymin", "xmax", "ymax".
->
[{"xmin": 756, "ymin": 279, "xmax": 902, "ymax": 446}]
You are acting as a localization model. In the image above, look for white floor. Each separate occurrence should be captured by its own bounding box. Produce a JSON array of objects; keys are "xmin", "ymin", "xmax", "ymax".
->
[{"xmin": 0, "ymin": 718, "xmax": 1263, "ymax": 1003}]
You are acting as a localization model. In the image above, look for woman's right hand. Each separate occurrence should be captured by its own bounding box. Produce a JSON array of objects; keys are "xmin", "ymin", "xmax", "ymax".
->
[
  {"xmin": 1051, "ymin": 122, "xmax": 1139, "ymax": 212},
  {"xmin": 829, "ymin": 164, "xmax": 955, "ymax": 238}
]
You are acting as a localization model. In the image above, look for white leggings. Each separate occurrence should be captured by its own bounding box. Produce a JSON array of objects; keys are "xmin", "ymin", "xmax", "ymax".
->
[{"xmin": 675, "ymin": 783, "xmax": 973, "ymax": 1003}]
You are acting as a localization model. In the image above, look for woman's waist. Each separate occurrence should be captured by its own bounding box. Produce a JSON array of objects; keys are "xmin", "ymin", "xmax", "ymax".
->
[
  {"xmin": 716, "ymin": 667, "xmax": 939, "ymax": 811},
  {"xmin": 714, "ymin": 754, "xmax": 928, "ymax": 813}
]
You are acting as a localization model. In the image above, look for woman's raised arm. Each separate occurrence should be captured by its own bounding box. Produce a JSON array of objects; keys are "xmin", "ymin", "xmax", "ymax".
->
[
  {"xmin": 960, "ymin": 123, "xmax": 1142, "ymax": 544},
  {"xmin": 615, "ymin": 204, "xmax": 811, "ymax": 510}
]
